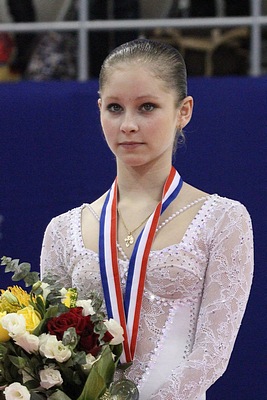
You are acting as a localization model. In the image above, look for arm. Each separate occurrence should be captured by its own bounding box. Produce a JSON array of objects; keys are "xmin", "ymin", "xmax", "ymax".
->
[
  {"xmin": 40, "ymin": 216, "xmax": 72, "ymax": 289},
  {"xmin": 151, "ymin": 202, "xmax": 254, "ymax": 400}
]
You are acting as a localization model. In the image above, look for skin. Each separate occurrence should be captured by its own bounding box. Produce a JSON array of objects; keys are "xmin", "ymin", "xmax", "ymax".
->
[
  {"xmin": 98, "ymin": 64, "xmax": 193, "ymax": 172},
  {"xmin": 82, "ymin": 63, "xmax": 207, "ymax": 258}
]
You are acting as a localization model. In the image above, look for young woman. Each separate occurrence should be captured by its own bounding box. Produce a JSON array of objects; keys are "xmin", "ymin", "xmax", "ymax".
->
[{"xmin": 40, "ymin": 39, "xmax": 253, "ymax": 400}]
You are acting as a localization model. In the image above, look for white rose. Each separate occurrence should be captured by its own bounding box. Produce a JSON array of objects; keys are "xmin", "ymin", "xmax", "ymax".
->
[
  {"xmin": 4, "ymin": 382, "xmax": 30, "ymax": 400},
  {"xmin": 39, "ymin": 367, "xmax": 63, "ymax": 389},
  {"xmin": 14, "ymin": 331, "xmax": 39, "ymax": 354},
  {"xmin": 39, "ymin": 333, "xmax": 71, "ymax": 362},
  {"xmin": 76, "ymin": 299, "xmax": 95, "ymax": 316},
  {"xmin": 104, "ymin": 319, "xmax": 124, "ymax": 345},
  {"xmin": 39, "ymin": 332, "xmax": 49, "ymax": 346},
  {"xmin": 0, "ymin": 313, "xmax": 26, "ymax": 338}
]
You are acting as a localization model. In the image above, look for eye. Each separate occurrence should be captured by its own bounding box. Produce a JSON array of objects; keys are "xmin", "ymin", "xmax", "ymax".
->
[
  {"xmin": 107, "ymin": 103, "xmax": 122, "ymax": 113},
  {"xmin": 140, "ymin": 103, "xmax": 156, "ymax": 112}
]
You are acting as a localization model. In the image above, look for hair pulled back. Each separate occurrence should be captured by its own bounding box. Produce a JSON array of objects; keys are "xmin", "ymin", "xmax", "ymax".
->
[{"xmin": 99, "ymin": 38, "xmax": 187, "ymax": 106}]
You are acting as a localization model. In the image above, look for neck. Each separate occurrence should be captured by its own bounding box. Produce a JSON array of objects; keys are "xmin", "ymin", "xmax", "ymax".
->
[{"xmin": 117, "ymin": 163, "xmax": 174, "ymax": 204}]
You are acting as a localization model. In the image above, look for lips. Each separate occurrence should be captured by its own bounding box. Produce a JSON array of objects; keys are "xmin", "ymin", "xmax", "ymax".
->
[{"xmin": 119, "ymin": 141, "xmax": 143, "ymax": 149}]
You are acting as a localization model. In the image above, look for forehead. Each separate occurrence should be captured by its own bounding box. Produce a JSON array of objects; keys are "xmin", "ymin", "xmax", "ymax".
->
[{"xmin": 101, "ymin": 63, "xmax": 171, "ymax": 96}]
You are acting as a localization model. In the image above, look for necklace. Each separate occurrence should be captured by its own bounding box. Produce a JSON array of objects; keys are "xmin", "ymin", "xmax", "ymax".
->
[
  {"xmin": 116, "ymin": 195, "xmax": 211, "ymax": 260},
  {"xmin": 86, "ymin": 194, "xmax": 212, "ymax": 261},
  {"xmin": 118, "ymin": 208, "xmax": 152, "ymax": 247}
]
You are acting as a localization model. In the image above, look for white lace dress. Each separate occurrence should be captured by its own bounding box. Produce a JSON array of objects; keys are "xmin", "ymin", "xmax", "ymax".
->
[{"xmin": 40, "ymin": 194, "xmax": 253, "ymax": 400}]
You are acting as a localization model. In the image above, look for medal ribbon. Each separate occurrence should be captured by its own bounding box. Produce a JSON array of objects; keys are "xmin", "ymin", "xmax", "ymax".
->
[{"xmin": 99, "ymin": 167, "xmax": 183, "ymax": 363}]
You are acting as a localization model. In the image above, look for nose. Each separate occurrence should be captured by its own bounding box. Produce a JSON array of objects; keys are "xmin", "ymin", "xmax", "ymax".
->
[{"xmin": 120, "ymin": 112, "xmax": 138, "ymax": 134}]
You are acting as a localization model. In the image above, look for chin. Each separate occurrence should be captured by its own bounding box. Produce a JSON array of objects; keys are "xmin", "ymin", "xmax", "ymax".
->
[{"xmin": 119, "ymin": 155, "xmax": 150, "ymax": 167}]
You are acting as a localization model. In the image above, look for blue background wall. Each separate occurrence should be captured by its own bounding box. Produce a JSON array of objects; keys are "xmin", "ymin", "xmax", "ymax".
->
[{"xmin": 0, "ymin": 77, "xmax": 266, "ymax": 399}]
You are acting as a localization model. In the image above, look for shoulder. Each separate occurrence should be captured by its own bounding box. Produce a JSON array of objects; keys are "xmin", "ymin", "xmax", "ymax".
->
[
  {"xmin": 211, "ymin": 194, "xmax": 251, "ymax": 220},
  {"xmin": 45, "ymin": 204, "xmax": 84, "ymax": 232},
  {"xmin": 206, "ymin": 194, "xmax": 253, "ymax": 244}
]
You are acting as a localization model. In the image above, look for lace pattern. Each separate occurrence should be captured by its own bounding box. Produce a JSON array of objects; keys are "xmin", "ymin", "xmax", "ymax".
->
[{"xmin": 40, "ymin": 194, "xmax": 253, "ymax": 400}]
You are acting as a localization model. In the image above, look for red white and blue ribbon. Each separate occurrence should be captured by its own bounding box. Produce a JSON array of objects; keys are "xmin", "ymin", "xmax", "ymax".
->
[{"xmin": 99, "ymin": 167, "xmax": 183, "ymax": 363}]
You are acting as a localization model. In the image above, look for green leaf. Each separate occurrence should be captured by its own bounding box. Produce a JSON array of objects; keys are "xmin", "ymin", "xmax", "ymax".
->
[
  {"xmin": 1, "ymin": 256, "xmax": 11, "ymax": 266},
  {"xmin": 32, "ymin": 305, "xmax": 59, "ymax": 336},
  {"xmin": 0, "ymin": 340, "xmax": 16, "ymax": 354},
  {"xmin": 0, "ymin": 344, "xmax": 8, "ymax": 360},
  {"xmin": 8, "ymin": 355, "xmax": 26, "ymax": 368},
  {"xmin": 1, "ymin": 257, "xmax": 19, "ymax": 272},
  {"xmin": 77, "ymin": 366, "xmax": 106, "ymax": 400},
  {"xmin": 24, "ymin": 379, "xmax": 40, "ymax": 390},
  {"xmin": 24, "ymin": 272, "xmax": 40, "ymax": 287},
  {"xmin": 12, "ymin": 262, "xmax": 31, "ymax": 281},
  {"xmin": 77, "ymin": 346, "xmax": 116, "ymax": 400},
  {"xmin": 31, "ymin": 392, "xmax": 47, "ymax": 400},
  {"xmin": 62, "ymin": 327, "xmax": 78, "ymax": 349},
  {"xmin": 1, "ymin": 257, "xmax": 40, "ymax": 289},
  {"xmin": 111, "ymin": 343, "xmax": 123, "ymax": 364},
  {"xmin": 72, "ymin": 351, "xmax": 86, "ymax": 366},
  {"xmin": 48, "ymin": 389, "xmax": 73, "ymax": 400},
  {"xmin": 31, "ymin": 295, "xmax": 46, "ymax": 318}
]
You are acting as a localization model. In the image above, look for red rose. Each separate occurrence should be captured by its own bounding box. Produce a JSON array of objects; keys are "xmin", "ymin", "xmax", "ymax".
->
[
  {"xmin": 78, "ymin": 322, "xmax": 100, "ymax": 356},
  {"xmin": 79, "ymin": 324, "xmax": 114, "ymax": 356},
  {"xmin": 47, "ymin": 307, "xmax": 89, "ymax": 340},
  {"xmin": 47, "ymin": 307, "xmax": 114, "ymax": 356}
]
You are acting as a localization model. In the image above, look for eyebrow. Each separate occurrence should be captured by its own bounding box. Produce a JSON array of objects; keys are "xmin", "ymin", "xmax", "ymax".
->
[{"xmin": 104, "ymin": 95, "xmax": 160, "ymax": 101}]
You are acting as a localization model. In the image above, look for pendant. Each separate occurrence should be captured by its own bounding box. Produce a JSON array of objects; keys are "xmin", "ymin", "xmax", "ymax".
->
[
  {"xmin": 125, "ymin": 234, "xmax": 134, "ymax": 248},
  {"xmin": 109, "ymin": 379, "xmax": 139, "ymax": 400}
]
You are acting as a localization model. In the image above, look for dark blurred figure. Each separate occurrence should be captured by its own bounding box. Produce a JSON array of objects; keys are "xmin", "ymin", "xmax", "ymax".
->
[
  {"xmin": 190, "ymin": 0, "xmax": 250, "ymax": 17},
  {"xmin": 7, "ymin": 0, "xmax": 36, "ymax": 76},
  {"xmin": 89, "ymin": 0, "xmax": 139, "ymax": 78},
  {"xmin": 225, "ymin": 0, "xmax": 250, "ymax": 16},
  {"xmin": 190, "ymin": 0, "xmax": 216, "ymax": 17},
  {"xmin": 185, "ymin": 0, "xmax": 250, "ymax": 76}
]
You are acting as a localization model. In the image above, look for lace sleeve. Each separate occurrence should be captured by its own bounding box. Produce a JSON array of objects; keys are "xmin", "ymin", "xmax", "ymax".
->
[
  {"xmin": 150, "ymin": 202, "xmax": 254, "ymax": 400},
  {"xmin": 40, "ymin": 216, "xmax": 72, "ymax": 289}
]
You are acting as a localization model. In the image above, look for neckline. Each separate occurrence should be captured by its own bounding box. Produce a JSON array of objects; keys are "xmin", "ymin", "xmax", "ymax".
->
[{"xmin": 79, "ymin": 194, "xmax": 218, "ymax": 262}]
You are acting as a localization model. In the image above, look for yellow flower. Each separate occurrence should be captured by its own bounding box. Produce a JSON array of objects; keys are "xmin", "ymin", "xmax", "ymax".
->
[
  {"xmin": 0, "ymin": 286, "xmax": 31, "ymax": 313},
  {"xmin": 61, "ymin": 288, "xmax": 78, "ymax": 308},
  {"xmin": 17, "ymin": 306, "xmax": 41, "ymax": 333},
  {"xmin": 0, "ymin": 311, "xmax": 10, "ymax": 342}
]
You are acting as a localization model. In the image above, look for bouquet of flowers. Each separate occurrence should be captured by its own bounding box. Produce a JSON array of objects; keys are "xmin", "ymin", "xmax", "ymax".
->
[{"xmin": 0, "ymin": 256, "xmax": 135, "ymax": 400}]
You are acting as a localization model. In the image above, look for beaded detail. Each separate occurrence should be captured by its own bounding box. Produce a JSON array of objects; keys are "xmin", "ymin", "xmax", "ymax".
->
[
  {"xmin": 86, "ymin": 195, "xmax": 209, "ymax": 262},
  {"xmin": 40, "ymin": 194, "xmax": 254, "ymax": 400}
]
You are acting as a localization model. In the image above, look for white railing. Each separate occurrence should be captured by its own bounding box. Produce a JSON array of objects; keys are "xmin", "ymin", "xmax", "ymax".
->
[{"xmin": 0, "ymin": 0, "xmax": 266, "ymax": 80}]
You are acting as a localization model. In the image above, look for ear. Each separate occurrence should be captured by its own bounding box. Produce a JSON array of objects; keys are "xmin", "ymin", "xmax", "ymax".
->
[
  {"xmin": 177, "ymin": 96, "xmax": 194, "ymax": 129},
  {"xmin": 98, "ymin": 98, "xmax": 102, "ymax": 110}
]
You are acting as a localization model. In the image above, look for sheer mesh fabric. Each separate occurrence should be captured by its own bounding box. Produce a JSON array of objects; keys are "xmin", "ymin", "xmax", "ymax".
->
[{"xmin": 40, "ymin": 195, "xmax": 253, "ymax": 400}]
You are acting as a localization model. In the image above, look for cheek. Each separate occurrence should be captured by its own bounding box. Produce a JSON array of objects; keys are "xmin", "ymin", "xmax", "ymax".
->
[
  {"xmin": 100, "ymin": 118, "xmax": 117, "ymax": 149},
  {"xmin": 101, "ymin": 112, "xmax": 118, "ymax": 130}
]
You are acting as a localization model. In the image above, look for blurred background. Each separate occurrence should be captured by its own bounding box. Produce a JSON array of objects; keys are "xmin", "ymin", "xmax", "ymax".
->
[
  {"xmin": 0, "ymin": 0, "xmax": 267, "ymax": 80},
  {"xmin": 1, "ymin": 1, "xmax": 266, "ymax": 399}
]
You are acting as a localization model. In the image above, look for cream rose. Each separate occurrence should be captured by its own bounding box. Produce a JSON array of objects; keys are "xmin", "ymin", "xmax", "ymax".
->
[
  {"xmin": 76, "ymin": 299, "xmax": 95, "ymax": 316},
  {"xmin": 104, "ymin": 318, "xmax": 124, "ymax": 345},
  {"xmin": 14, "ymin": 331, "xmax": 39, "ymax": 354},
  {"xmin": 0, "ymin": 313, "xmax": 26, "ymax": 338},
  {"xmin": 39, "ymin": 367, "xmax": 63, "ymax": 389},
  {"xmin": 39, "ymin": 333, "xmax": 71, "ymax": 362},
  {"xmin": 4, "ymin": 382, "xmax": 30, "ymax": 400}
]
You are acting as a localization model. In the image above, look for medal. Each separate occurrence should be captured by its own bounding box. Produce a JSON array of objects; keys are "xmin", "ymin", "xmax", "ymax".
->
[
  {"xmin": 99, "ymin": 167, "xmax": 183, "ymax": 364},
  {"xmin": 110, "ymin": 379, "xmax": 139, "ymax": 400}
]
